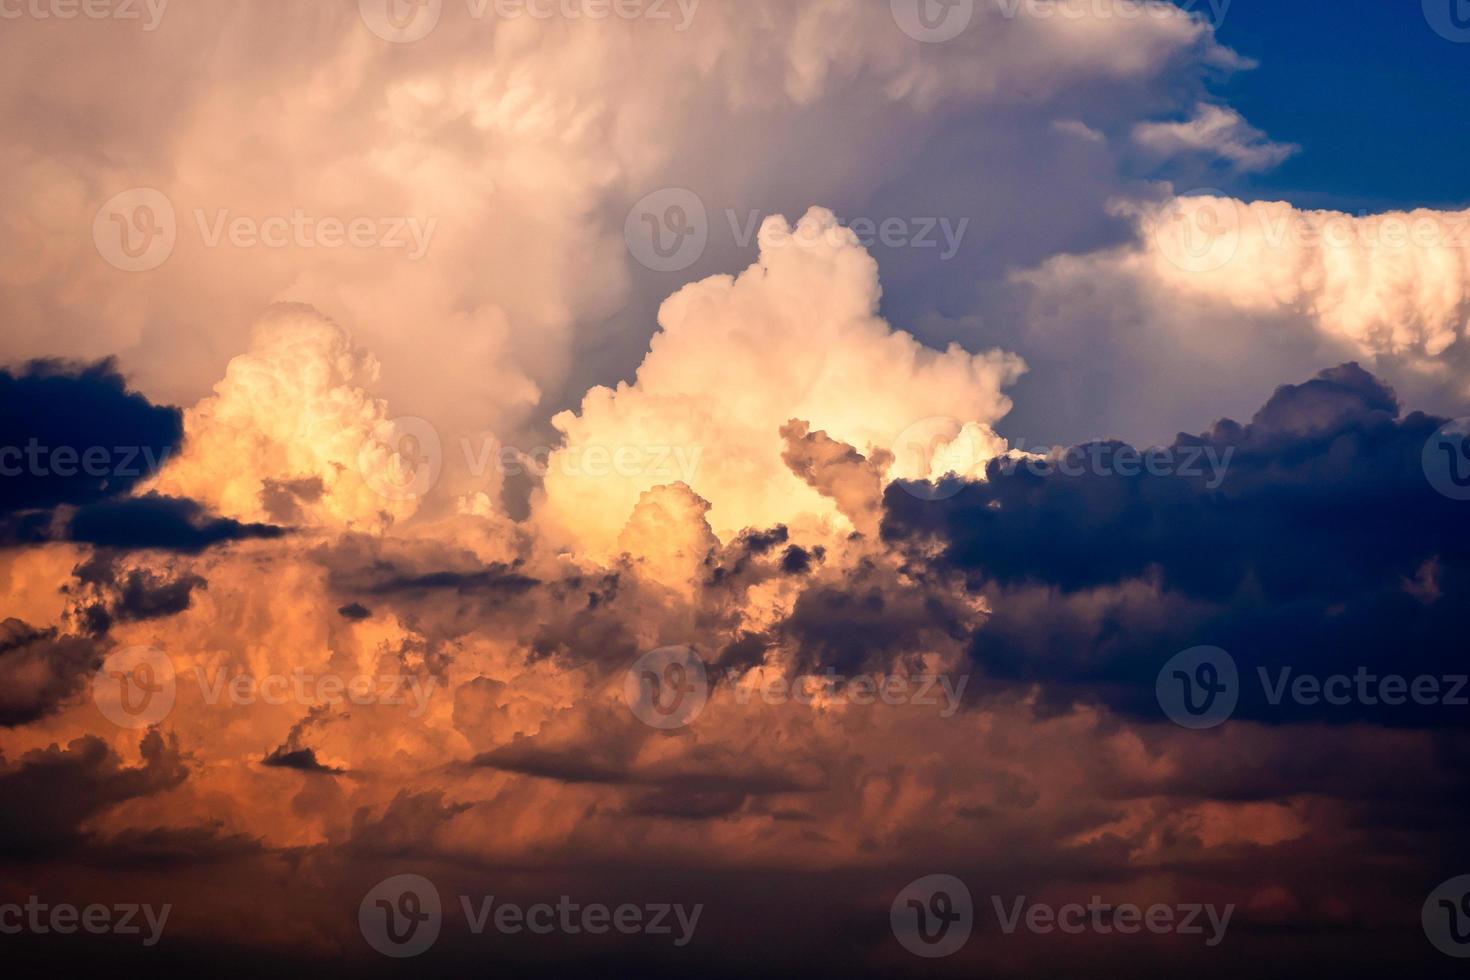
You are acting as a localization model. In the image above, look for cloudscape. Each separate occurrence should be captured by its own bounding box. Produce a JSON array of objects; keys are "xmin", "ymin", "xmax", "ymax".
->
[{"xmin": 4, "ymin": 1, "xmax": 1470, "ymax": 976}]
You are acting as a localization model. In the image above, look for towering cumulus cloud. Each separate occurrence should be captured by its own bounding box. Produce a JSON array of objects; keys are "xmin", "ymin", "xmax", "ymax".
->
[
  {"xmin": 151, "ymin": 306, "xmax": 422, "ymax": 532},
  {"xmin": 2, "ymin": 1, "xmax": 1469, "ymax": 976},
  {"xmin": 539, "ymin": 208, "xmax": 1023, "ymax": 554}
]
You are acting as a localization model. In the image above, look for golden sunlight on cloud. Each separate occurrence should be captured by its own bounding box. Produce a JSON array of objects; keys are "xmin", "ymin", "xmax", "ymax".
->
[{"xmin": 538, "ymin": 208, "xmax": 1024, "ymax": 555}]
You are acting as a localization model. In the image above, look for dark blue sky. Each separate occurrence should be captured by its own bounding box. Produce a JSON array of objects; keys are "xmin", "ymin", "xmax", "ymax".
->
[{"xmin": 1211, "ymin": 0, "xmax": 1470, "ymax": 212}]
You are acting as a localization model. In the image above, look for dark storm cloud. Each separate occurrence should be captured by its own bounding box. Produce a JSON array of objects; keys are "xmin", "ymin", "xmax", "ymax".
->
[
  {"xmin": 66, "ymin": 493, "xmax": 286, "ymax": 554},
  {"xmin": 66, "ymin": 553, "xmax": 208, "ymax": 636},
  {"xmin": 0, "ymin": 360, "xmax": 284, "ymax": 555},
  {"xmin": 883, "ymin": 364, "xmax": 1470, "ymax": 726},
  {"xmin": 262, "ymin": 747, "xmax": 345, "ymax": 776},
  {"xmin": 0, "ymin": 619, "xmax": 99, "ymax": 727},
  {"xmin": 0, "ymin": 732, "xmax": 187, "ymax": 861},
  {"xmin": 0, "ymin": 358, "xmax": 181, "ymax": 513}
]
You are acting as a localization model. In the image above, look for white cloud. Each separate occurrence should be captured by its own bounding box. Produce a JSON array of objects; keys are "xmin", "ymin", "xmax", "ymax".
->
[{"xmin": 1133, "ymin": 104, "xmax": 1298, "ymax": 172}]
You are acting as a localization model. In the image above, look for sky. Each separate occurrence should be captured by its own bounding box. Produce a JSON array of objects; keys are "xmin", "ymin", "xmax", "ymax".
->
[{"xmin": 2, "ymin": 1, "xmax": 1470, "ymax": 976}]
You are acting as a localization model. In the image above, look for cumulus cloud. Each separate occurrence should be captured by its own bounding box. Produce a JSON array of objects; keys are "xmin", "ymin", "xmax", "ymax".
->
[
  {"xmin": 150, "ymin": 306, "xmax": 427, "ymax": 533},
  {"xmin": 886, "ymin": 363, "xmax": 1470, "ymax": 726},
  {"xmin": 1133, "ymin": 104, "xmax": 1299, "ymax": 172},
  {"xmin": 1005, "ymin": 194, "xmax": 1470, "ymax": 442},
  {"xmin": 538, "ymin": 208, "xmax": 1025, "ymax": 555},
  {"xmin": 0, "ymin": 0, "xmax": 1232, "ymax": 457}
]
